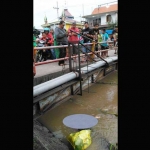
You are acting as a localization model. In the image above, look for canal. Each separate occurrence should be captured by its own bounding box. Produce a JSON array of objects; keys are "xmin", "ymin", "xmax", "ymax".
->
[{"xmin": 38, "ymin": 70, "xmax": 118, "ymax": 149}]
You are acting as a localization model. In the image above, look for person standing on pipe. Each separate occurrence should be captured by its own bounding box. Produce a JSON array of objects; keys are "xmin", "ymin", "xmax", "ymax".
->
[{"xmin": 55, "ymin": 21, "xmax": 68, "ymax": 66}]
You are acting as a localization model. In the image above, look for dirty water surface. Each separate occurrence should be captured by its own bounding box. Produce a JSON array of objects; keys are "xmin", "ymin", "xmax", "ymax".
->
[{"xmin": 38, "ymin": 71, "xmax": 118, "ymax": 150}]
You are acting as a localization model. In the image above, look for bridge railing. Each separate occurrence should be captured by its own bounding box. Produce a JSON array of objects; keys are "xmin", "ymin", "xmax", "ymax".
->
[{"xmin": 34, "ymin": 41, "xmax": 118, "ymax": 66}]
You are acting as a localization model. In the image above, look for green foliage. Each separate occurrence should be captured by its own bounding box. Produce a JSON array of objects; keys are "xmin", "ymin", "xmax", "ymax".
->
[{"xmin": 107, "ymin": 20, "xmax": 117, "ymax": 30}]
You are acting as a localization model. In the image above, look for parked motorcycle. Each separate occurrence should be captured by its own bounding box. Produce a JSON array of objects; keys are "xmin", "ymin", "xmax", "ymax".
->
[{"xmin": 36, "ymin": 39, "xmax": 52, "ymax": 62}]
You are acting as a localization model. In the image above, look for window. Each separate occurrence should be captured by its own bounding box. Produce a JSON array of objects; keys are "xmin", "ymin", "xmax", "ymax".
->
[
  {"xmin": 93, "ymin": 19, "xmax": 96, "ymax": 26},
  {"xmin": 106, "ymin": 15, "xmax": 111, "ymax": 22},
  {"xmin": 99, "ymin": 18, "xmax": 101, "ymax": 25}
]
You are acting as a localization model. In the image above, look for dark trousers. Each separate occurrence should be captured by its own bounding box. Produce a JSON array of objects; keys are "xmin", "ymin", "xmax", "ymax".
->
[
  {"xmin": 95, "ymin": 43, "xmax": 98, "ymax": 51},
  {"xmin": 57, "ymin": 42, "xmax": 66, "ymax": 65},
  {"xmin": 101, "ymin": 45, "xmax": 108, "ymax": 50}
]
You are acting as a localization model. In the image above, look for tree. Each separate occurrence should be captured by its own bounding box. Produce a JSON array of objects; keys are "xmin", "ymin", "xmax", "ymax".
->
[{"xmin": 107, "ymin": 20, "xmax": 117, "ymax": 30}]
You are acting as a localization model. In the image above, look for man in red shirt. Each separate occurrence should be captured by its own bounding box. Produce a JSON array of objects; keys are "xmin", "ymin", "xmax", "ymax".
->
[{"xmin": 68, "ymin": 22, "xmax": 79, "ymax": 61}]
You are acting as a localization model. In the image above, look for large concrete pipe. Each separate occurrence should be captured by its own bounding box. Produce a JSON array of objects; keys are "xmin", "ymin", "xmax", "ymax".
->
[
  {"xmin": 34, "ymin": 72, "xmax": 76, "ymax": 90},
  {"xmin": 33, "ymin": 72, "xmax": 79, "ymax": 97},
  {"xmin": 80, "ymin": 56, "xmax": 117, "ymax": 74},
  {"xmin": 33, "ymin": 56, "xmax": 117, "ymax": 97}
]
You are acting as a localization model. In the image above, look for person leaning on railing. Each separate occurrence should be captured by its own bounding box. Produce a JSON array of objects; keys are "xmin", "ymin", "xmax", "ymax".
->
[
  {"xmin": 68, "ymin": 21, "xmax": 79, "ymax": 62},
  {"xmin": 97, "ymin": 30, "xmax": 103, "ymax": 57},
  {"xmin": 100, "ymin": 29, "xmax": 109, "ymax": 58},
  {"xmin": 113, "ymin": 25, "xmax": 118, "ymax": 54},
  {"xmin": 92, "ymin": 23, "xmax": 102, "ymax": 57},
  {"xmin": 50, "ymin": 28, "xmax": 56, "ymax": 59},
  {"xmin": 81, "ymin": 22, "xmax": 93, "ymax": 61},
  {"xmin": 78, "ymin": 28, "xmax": 85, "ymax": 62},
  {"xmin": 55, "ymin": 21, "xmax": 68, "ymax": 66}
]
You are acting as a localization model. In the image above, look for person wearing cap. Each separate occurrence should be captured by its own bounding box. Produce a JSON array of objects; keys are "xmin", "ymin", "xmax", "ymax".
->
[
  {"xmin": 68, "ymin": 21, "xmax": 79, "ymax": 62},
  {"xmin": 55, "ymin": 21, "xmax": 68, "ymax": 66},
  {"xmin": 44, "ymin": 28, "xmax": 54, "ymax": 46}
]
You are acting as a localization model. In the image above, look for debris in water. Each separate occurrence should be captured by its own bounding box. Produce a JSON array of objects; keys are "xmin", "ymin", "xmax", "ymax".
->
[{"xmin": 95, "ymin": 114, "xmax": 101, "ymax": 119}]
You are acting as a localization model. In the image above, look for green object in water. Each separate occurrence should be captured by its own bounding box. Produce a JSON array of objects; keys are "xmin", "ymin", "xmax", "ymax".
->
[{"xmin": 67, "ymin": 130, "xmax": 92, "ymax": 150}]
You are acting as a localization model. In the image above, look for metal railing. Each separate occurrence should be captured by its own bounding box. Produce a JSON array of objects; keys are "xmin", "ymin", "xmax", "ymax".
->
[
  {"xmin": 34, "ymin": 41, "xmax": 114, "ymax": 50},
  {"xmin": 34, "ymin": 41, "xmax": 117, "ymax": 66}
]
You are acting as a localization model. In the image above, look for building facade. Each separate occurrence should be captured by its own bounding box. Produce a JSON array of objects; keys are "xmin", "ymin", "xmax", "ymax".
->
[{"xmin": 82, "ymin": 4, "xmax": 118, "ymax": 28}]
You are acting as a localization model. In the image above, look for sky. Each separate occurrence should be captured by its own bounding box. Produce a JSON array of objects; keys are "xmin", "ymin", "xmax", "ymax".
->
[{"xmin": 34, "ymin": 0, "xmax": 117, "ymax": 29}]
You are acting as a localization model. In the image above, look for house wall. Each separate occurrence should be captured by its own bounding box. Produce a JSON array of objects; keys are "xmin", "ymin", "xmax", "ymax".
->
[
  {"xmin": 85, "ymin": 11, "xmax": 117, "ymax": 27},
  {"xmin": 65, "ymin": 24, "xmax": 83, "ymax": 30}
]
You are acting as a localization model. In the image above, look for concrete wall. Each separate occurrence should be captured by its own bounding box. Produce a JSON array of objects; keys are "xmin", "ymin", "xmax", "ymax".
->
[{"xmin": 34, "ymin": 63, "xmax": 117, "ymax": 114}]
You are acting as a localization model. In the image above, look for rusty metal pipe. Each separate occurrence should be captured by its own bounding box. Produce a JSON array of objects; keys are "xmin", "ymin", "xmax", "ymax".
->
[
  {"xmin": 33, "ymin": 72, "xmax": 79, "ymax": 97},
  {"xmin": 35, "ymin": 49, "xmax": 114, "ymax": 66},
  {"xmin": 35, "ymin": 52, "xmax": 92, "ymax": 66},
  {"xmin": 34, "ymin": 72, "xmax": 77, "ymax": 90},
  {"xmin": 34, "ymin": 41, "xmax": 113, "ymax": 50}
]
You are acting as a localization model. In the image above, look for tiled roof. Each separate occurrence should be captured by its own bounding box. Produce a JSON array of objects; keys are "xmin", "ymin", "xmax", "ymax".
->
[{"xmin": 92, "ymin": 4, "xmax": 117, "ymax": 15}]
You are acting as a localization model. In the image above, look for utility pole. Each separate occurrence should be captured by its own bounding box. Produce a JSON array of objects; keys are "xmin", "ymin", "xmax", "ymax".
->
[
  {"xmin": 82, "ymin": 4, "xmax": 84, "ymax": 21},
  {"xmin": 82, "ymin": 4, "xmax": 84, "ymax": 16},
  {"xmin": 79, "ymin": 15, "xmax": 82, "ymax": 22},
  {"xmin": 53, "ymin": 1, "xmax": 59, "ymax": 19}
]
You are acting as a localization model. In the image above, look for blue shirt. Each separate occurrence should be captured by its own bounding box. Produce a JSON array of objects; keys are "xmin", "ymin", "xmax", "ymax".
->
[{"xmin": 101, "ymin": 33, "xmax": 109, "ymax": 47}]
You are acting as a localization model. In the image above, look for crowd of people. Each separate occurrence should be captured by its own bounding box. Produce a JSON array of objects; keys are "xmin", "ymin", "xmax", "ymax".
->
[{"xmin": 33, "ymin": 21, "xmax": 118, "ymax": 66}]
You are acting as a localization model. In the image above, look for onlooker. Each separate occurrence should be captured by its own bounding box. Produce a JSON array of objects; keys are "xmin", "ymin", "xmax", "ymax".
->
[
  {"xmin": 113, "ymin": 26, "xmax": 118, "ymax": 54},
  {"xmin": 43, "ymin": 28, "xmax": 54, "ymax": 60},
  {"xmin": 82, "ymin": 22, "xmax": 93, "ymax": 61},
  {"xmin": 93, "ymin": 23, "xmax": 101, "ymax": 57},
  {"xmin": 101, "ymin": 29, "xmax": 109, "ymax": 58},
  {"xmin": 68, "ymin": 21, "xmax": 79, "ymax": 62},
  {"xmin": 44, "ymin": 28, "xmax": 54, "ymax": 46},
  {"xmin": 108, "ymin": 34, "xmax": 115, "ymax": 50},
  {"xmin": 55, "ymin": 21, "xmax": 68, "ymax": 66},
  {"xmin": 97, "ymin": 30, "xmax": 102, "ymax": 57},
  {"xmin": 52, "ymin": 27, "xmax": 59, "ymax": 59},
  {"xmin": 78, "ymin": 28, "xmax": 85, "ymax": 62},
  {"xmin": 50, "ymin": 28, "xmax": 56, "ymax": 59},
  {"xmin": 98, "ymin": 30, "xmax": 102, "ymax": 43},
  {"xmin": 33, "ymin": 35, "xmax": 37, "ymax": 61}
]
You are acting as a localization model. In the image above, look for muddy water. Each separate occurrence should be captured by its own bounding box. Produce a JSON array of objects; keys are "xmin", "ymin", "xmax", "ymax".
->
[{"xmin": 38, "ymin": 71, "xmax": 118, "ymax": 149}]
